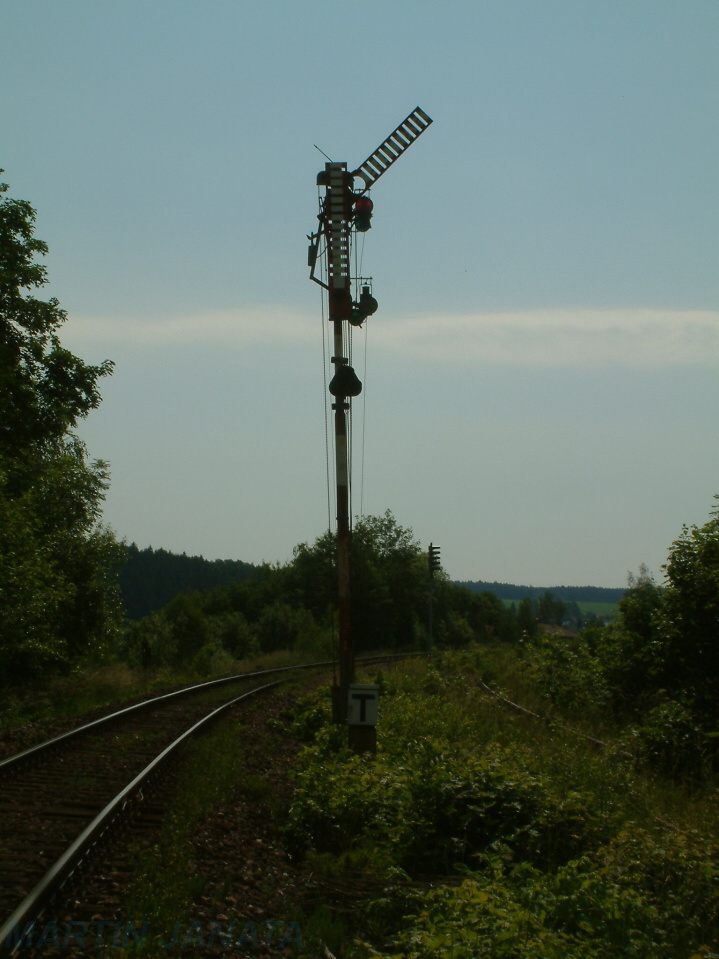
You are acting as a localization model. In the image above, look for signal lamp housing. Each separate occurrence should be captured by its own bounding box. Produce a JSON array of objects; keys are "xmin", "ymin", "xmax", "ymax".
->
[
  {"xmin": 350, "ymin": 285, "xmax": 378, "ymax": 327},
  {"xmin": 354, "ymin": 195, "xmax": 373, "ymax": 232}
]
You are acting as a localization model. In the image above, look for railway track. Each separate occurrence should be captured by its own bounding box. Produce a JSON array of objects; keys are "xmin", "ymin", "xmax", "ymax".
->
[
  {"xmin": 0, "ymin": 654, "xmax": 421, "ymax": 952},
  {"xmin": 0, "ymin": 677, "xmax": 294, "ymax": 952}
]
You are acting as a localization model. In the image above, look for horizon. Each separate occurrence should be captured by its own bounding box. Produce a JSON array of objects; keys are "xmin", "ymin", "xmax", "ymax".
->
[{"xmin": 125, "ymin": 540, "xmax": 629, "ymax": 592}]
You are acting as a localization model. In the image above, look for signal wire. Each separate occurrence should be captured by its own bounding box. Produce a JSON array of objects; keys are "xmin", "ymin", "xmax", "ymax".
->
[
  {"xmin": 352, "ymin": 226, "xmax": 369, "ymax": 520},
  {"xmin": 359, "ymin": 321, "xmax": 368, "ymax": 519},
  {"xmin": 318, "ymin": 189, "xmax": 334, "ymax": 538},
  {"xmin": 347, "ymin": 307, "xmax": 353, "ymax": 531}
]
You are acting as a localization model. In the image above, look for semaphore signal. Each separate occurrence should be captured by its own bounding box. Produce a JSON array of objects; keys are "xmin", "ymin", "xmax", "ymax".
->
[{"xmin": 307, "ymin": 108, "xmax": 433, "ymax": 751}]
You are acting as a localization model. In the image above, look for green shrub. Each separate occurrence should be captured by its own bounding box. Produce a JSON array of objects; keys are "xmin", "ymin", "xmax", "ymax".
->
[
  {"xmin": 627, "ymin": 699, "xmax": 708, "ymax": 779},
  {"xmin": 284, "ymin": 699, "xmax": 606, "ymax": 876},
  {"xmin": 360, "ymin": 832, "xmax": 719, "ymax": 959}
]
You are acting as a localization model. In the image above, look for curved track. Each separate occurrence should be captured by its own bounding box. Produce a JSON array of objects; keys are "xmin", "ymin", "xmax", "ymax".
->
[
  {"xmin": 0, "ymin": 677, "xmax": 294, "ymax": 952},
  {"xmin": 0, "ymin": 653, "xmax": 423, "ymax": 950}
]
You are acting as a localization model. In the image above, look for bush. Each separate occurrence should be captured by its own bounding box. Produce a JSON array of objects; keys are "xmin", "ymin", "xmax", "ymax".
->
[
  {"xmin": 627, "ymin": 699, "xmax": 710, "ymax": 779},
  {"xmin": 284, "ymin": 675, "xmax": 607, "ymax": 877}
]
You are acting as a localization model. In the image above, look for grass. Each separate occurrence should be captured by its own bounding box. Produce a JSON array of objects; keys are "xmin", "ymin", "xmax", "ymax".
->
[
  {"xmin": 115, "ymin": 698, "xmax": 308, "ymax": 957},
  {"xmin": 498, "ymin": 598, "xmax": 618, "ymax": 618},
  {"xmin": 282, "ymin": 645, "xmax": 719, "ymax": 958},
  {"xmin": 11, "ymin": 643, "xmax": 719, "ymax": 954},
  {"xmin": 119, "ymin": 717, "xmax": 259, "ymax": 956},
  {"xmin": 575, "ymin": 600, "xmax": 619, "ymax": 617},
  {"xmin": 0, "ymin": 649, "xmax": 312, "ymax": 733}
]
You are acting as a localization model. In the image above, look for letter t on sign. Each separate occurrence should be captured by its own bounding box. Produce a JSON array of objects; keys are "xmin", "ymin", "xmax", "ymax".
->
[{"xmin": 347, "ymin": 684, "xmax": 379, "ymax": 725}]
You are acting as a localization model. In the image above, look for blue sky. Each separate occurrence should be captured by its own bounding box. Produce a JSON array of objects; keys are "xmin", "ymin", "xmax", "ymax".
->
[{"xmin": 2, "ymin": 1, "xmax": 718, "ymax": 587}]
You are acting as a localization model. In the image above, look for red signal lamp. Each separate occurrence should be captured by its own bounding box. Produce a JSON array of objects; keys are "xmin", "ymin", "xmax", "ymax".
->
[{"xmin": 354, "ymin": 195, "xmax": 373, "ymax": 232}]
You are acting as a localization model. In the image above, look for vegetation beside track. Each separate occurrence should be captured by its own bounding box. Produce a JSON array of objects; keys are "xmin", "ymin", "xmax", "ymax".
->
[
  {"xmin": 105, "ymin": 678, "xmax": 311, "ymax": 957},
  {"xmin": 122, "ymin": 717, "xmax": 261, "ymax": 953},
  {"xmin": 281, "ymin": 648, "xmax": 719, "ymax": 958},
  {"xmin": 0, "ymin": 650, "xmax": 306, "ymax": 735}
]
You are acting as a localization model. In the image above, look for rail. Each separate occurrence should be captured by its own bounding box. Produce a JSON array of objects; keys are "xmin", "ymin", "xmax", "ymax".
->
[
  {"xmin": 0, "ymin": 651, "xmax": 424, "ymax": 775},
  {"xmin": 0, "ymin": 651, "xmax": 426, "ymax": 950},
  {"xmin": 0, "ymin": 680, "xmax": 283, "ymax": 953}
]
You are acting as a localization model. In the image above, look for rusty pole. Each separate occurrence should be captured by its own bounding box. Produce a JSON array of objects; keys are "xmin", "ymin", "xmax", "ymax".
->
[
  {"xmin": 310, "ymin": 110, "xmax": 433, "ymax": 746},
  {"xmin": 324, "ymin": 161, "xmax": 355, "ymax": 722}
]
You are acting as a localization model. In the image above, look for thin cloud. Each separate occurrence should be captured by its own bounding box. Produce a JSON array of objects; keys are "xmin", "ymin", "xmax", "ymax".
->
[
  {"xmin": 64, "ymin": 308, "xmax": 317, "ymax": 349},
  {"xmin": 65, "ymin": 307, "xmax": 719, "ymax": 368},
  {"xmin": 372, "ymin": 309, "xmax": 719, "ymax": 368}
]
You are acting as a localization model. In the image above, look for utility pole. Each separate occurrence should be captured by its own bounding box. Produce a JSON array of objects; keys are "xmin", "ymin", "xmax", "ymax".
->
[{"xmin": 308, "ymin": 108, "xmax": 432, "ymax": 745}]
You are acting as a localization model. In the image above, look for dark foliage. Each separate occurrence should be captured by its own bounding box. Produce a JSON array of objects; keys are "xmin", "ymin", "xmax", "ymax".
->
[
  {"xmin": 122, "ymin": 512, "xmax": 525, "ymax": 670},
  {"xmin": 530, "ymin": 499, "xmax": 719, "ymax": 777},
  {"xmin": 457, "ymin": 580, "xmax": 626, "ymax": 605},
  {"xmin": 118, "ymin": 544, "xmax": 258, "ymax": 620},
  {"xmin": 0, "ymin": 175, "xmax": 123, "ymax": 683}
]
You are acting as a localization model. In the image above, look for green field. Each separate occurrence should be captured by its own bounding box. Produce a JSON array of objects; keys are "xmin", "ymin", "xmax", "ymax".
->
[
  {"xmin": 574, "ymin": 600, "xmax": 618, "ymax": 617},
  {"xmin": 499, "ymin": 598, "xmax": 617, "ymax": 618}
]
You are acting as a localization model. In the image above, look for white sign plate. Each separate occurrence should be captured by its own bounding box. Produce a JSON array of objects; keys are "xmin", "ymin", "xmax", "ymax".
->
[{"xmin": 347, "ymin": 683, "xmax": 379, "ymax": 726}]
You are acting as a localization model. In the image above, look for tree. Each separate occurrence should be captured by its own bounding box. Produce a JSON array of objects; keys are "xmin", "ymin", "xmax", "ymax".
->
[
  {"xmin": 287, "ymin": 511, "xmax": 426, "ymax": 650},
  {"xmin": 453, "ymin": 589, "xmax": 507, "ymax": 640},
  {"xmin": 350, "ymin": 512, "xmax": 426, "ymax": 649},
  {"xmin": 597, "ymin": 566, "xmax": 663, "ymax": 707},
  {"xmin": 0, "ymin": 180, "xmax": 112, "ymax": 457},
  {"xmin": 594, "ymin": 507, "xmax": 719, "ymax": 723},
  {"xmin": 537, "ymin": 590, "xmax": 565, "ymax": 627},
  {"xmin": 0, "ymin": 174, "xmax": 123, "ymax": 680},
  {"xmin": 653, "ymin": 499, "xmax": 719, "ymax": 720},
  {"xmin": 516, "ymin": 597, "xmax": 538, "ymax": 638}
]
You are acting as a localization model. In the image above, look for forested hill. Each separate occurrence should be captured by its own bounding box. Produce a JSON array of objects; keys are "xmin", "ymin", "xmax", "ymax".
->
[
  {"xmin": 117, "ymin": 543, "xmax": 627, "ymax": 623},
  {"xmin": 118, "ymin": 541, "xmax": 626, "ymax": 623},
  {"xmin": 455, "ymin": 580, "xmax": 626, "ymax": 605},
  {"xmin": 118, "ymin": 545, "xmax": 258, "ymax": 620}
]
